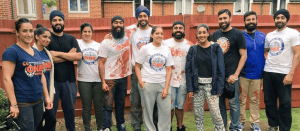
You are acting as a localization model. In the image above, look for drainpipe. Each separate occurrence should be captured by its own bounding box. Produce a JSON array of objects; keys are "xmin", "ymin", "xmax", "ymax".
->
[
  {"xmin": 102, "ymin": 1, "xmax": 105, "ymax": 18},
  {"xmin": 261, "ymin": 0, "xmax": 265, "ymax": 15},
  {"xmin": 11, "ymin": 0, "xmax": 15, "ymax": 20},
  {"xmin": 59, "ymin": 0, "xmax": 61, "ymax": 11},
  {"xmin": 212, "ymin": 0, "xmax": 216, "ymax": 15},
  {"xmin": 162, "ymin": 0, "xmax": 165, "ymax": 16}
]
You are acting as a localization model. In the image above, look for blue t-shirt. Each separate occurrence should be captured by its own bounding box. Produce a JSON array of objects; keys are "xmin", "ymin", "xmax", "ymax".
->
[
  {"xmin": 2, "ymin": 44, "xmax": 44, "ymax": 102},
  {"xmin": 40, "ymin": 50, "xmax": 51, "ymax": 90}
]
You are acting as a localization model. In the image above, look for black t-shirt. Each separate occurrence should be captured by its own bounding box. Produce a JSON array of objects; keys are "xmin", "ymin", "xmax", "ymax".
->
[
  {"xmin": 47, "ymin": 32, "xmax": 81, "ymax": 82},
  {"xmin": 197, "ymin": 45, "xmax": 212, "ymax": 77},
  {"xmin": 247, "ymin": 32, "xmax": 255, "ymax": 40},
  {"xmin": 213, "ymin": 28, "xmax": 246, "ymax": 77}
]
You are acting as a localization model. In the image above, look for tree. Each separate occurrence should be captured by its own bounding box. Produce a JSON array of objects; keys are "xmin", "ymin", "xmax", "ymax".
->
[{"xmin": 43, "ymin": 0, "xmax": 57, "ymax": 8}]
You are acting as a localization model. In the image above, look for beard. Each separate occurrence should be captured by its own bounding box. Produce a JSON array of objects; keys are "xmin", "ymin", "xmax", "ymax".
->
[
  {"xmin": 52, "ymin": 24, "xmax": 64, "ymax": 33},
  {"xmin": 275, "ymin": 21, "xmax": 286, "ymax": 29},
  {"xmin": 219, "ymin": 21, "xmax": 230, "ymax": 29},
  {"xmin": 111, "ymin": 26, "xmax": 125, "ymax": 39},
  {"xmin": 172, "ymin": 31, "xmax": 185, "ymax": 39},
  {"xmin": 245, "ymin": 23, "xmax": 257, "ymax": 32},
  {"xmin": 138, "ymin": 20, "xmax": 149, "ymax": 28}
]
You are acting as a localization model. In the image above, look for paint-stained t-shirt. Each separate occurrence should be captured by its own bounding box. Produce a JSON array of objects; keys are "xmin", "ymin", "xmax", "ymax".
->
[
  {"xmin": 99, "ymin": 29, "xmax": 135, "ymax": 80},
  {"xmin": 164, "ymin": 38, "xmax": 192, "ymax": 87}
]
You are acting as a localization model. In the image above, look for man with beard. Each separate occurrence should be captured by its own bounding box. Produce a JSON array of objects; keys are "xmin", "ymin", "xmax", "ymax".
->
[
  {"xmin": 99, "ymin": 15, "xmax": 135, "ymax": 131},
  {"xmin": 46, "ymin": 10, "xmax": 82, "ymax": 131},
  {"xmin": 212, "ymin": 9, "xmax": 247, "ymax": 131},
  {"xmin": 238, "ymin": 11, "xmax": 265, "ymax": 131},
  {"xmin": 264, "ymin": 9, "xmax": 300, "ymax": 131},
  {"xmin": 164, "ymin": 21, "xmax": 192, "ymax": 131},
  {"xmin": 129, "ymin": 6, "xmax": 158, "ymax": 131}
]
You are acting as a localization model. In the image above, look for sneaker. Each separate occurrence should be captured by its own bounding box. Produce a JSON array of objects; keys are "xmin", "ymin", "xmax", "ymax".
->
[
  {"xmin": 177, "ymin": 125, "xmax": 186, "ymax": 131},
  {"xmin": 250, "ymin": 123, "xmax": 261, "ymax": 131},
  {"xmin": 103, "ymin": 128, "xmax": 111, "ymax": 131},
  {"xmin": 238, "ymin": 122, "xmax": 245, "ymax": 131},
  {"xmin": 267, "ymin": 126, "xmax": 279, "ymax": 131},
  {"xmin": 119, "ymin": 123, "xmax": 126, "ymax": 131}
]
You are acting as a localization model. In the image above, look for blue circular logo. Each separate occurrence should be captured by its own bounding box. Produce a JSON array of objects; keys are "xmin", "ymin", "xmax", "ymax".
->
[
  {"xmin": 82, "ymin": 48, "xmax": 99, "ymax": 65},
  {"xmin": 149, "ymin": 53, "xmax": 167, "ymax": 72},
  {"xmin": 269, "ymin": 37, "xmax": 284, "ymax": 56}
]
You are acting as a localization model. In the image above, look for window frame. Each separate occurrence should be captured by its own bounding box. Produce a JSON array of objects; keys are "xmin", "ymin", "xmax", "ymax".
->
[
  {"xmin": 68, "ymin": 0, "xmax": 90, "ymax": 13},
  {"xmin": 233, "ymin": 0, "xmax": 251, "ymax": 15},
  {"xmin": 133, "ymin": 0, "xmax": 153, "ymax": 17},
  {"xmin": 16, "ymin": 0, "xmax": 37, "ymax": 17}
]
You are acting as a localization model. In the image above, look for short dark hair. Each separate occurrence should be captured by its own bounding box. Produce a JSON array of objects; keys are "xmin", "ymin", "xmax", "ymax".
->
[
  {"xmin": 80, "ymin": 23, "xmax": 94, "ymax": 33},
  {"xmin": 15, "ymin": 18, "xmax": 32, "ymax": 32},
  {"xmin": 149, "ymin": 26, "xmax": 163, "ymax": 43},
  {"xmin": 34, "ymin": 24, "xmax": 51, "ymax": 42},
  {"xmin": 218, "ymin": 9, "xmax": 231, "ymax": 17},
  {"xmin": 244, "ymin": 11, "xmax": 257, "ymax": 22}
]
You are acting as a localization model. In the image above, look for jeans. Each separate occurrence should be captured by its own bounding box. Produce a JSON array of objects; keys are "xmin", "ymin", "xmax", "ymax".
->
[
  {"xmin": 78, "ymin": 81, "xmax": 104, "ymax": 131},
  {"xmin": 14, "ymin": 101, "xmax": 44, "ymax": 131},
  {"xmin": 263, "ymin": 72, "xmax": 292, "ymax": 131},
  {"xmin": 102, "ymin": 77, "xmax": 128, "ymax": 130},
  {"xmin": 52, "ymin": 81, "xmax": 77, "ymax": 131},
  {"xmin": 37, "ymin": 108, "xmax": 56, "ymax": 131},
  {"xmin": 171, "ymin": 85, "xmax": 187, "ymax": 110},
  {"xmin": 219, "ymin": 79, "xmax": 240, "ymax": 130}
]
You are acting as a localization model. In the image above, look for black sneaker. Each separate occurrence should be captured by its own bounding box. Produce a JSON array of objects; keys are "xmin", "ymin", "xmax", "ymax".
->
[
  {"xmin": 177, "ymin": 125, "xmax": 186, "ymax": 131},
  {"xmin": 267, "ymin": 126, "xmax": 279, "ymax": 131}
]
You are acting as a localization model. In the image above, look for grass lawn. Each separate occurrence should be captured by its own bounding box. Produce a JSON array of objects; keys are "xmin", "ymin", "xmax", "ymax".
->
[{"xmin": 56, "ymin": 108, "xmax": 300, "ymax": 131}]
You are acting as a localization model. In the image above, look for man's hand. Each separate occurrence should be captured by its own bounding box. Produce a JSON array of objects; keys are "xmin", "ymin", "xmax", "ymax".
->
[
  {"xmin": 69, "ymin": 47, "xmax": 77, "ymax": 53},
  {"xmin": 104, "ymin": 34, "xmax": 112, "ymax": 40},
  {"xmin": 227, "ymin": 74, "xmax": 238, "ymax": 84},
  {"xmin": 188, "ymin": 92, "xmax": 194, "ymax": 98},
  {"xmin": 45, "ymin": 97, "xmax": 53, "ymax": 110},
  {"xmin": 8, "ymin": 106, "xmax": 19, "ymax": 119},
  {"xmin": 102, "ymin": 82, "xmax": 109, "ymax": 92},
  {"xmin": 283, "ymin": 73, "xmax": 293, "ymax": 86}
]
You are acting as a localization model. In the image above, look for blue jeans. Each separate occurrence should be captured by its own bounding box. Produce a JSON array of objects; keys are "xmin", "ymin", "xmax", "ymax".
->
[
  {"xmin": 103, "ymin": 77, "xmax": 127, "ymax": 130},
  {"xmin": 14, "ymin": 101, "xmax": 44, "ymax": 131},
  {"xmin": 219, "ymin": 79, "xmax": 240, "ymax": 130},
  {"xmin": 52, "ymin": 81, "xmax": 77, "ymax": 131},
  {"xmin": 171, "ymin": 85, "xmax": 187, "ymax": 110}
]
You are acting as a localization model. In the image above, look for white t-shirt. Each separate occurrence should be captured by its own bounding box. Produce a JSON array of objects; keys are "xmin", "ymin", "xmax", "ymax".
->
[
  {"xmin": 135, "ymin": 43, "xmax": 174, "ymax": 83},
  {"xmin": 164, "ymin": 38, "xmax": 192, "ymax": 87},
  {"xmin": 264, "ymin": 27, "xmax": 300, "ymax": 74},
  {"xmin": 130, "ymin": 26, "xmax": 152, "ymax": 66},
  {"xmin": 99, "ymin": 28, "xmax": 135, "ymax": 80},
  {"xmin": 77, "ymin": 39, "xmax": 101, "ymax": 82}
]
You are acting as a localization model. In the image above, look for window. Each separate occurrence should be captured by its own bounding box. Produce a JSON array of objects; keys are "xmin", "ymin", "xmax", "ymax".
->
[
  {"xmin": 234, "ymin": 0, "xmax": 250, "ymax": 14},
  {"xmin": 175, "ymin": 0, "xmax": 192, "ymax": 15},
  {"xmin": 68, "ymin": 0, "xmax": 89, "ymax": 13},
  {"xmin": 134, "ymin": 0, "xmax": 151, "ymax": 16},
  {"xmin": 271, "ymin": 0, "xmax": 286, "ymax": 14},
  {"xmin": 16, "ymin": 0, "xmax": 36, "ymax": 16}
]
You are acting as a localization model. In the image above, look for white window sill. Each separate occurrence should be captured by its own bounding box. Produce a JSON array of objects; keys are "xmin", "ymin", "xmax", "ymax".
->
[
  {"xmin": 17, "ymin": 14, "xmax": 37, "ymax": 17},
  {"xmin": 68, "ymin": 11, "xmax": 90, "ymax": 14}
]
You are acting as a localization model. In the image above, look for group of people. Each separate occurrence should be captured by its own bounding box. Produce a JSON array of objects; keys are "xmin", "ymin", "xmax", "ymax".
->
[{"xmin": 1, "ymin": 5, "xmax": 299, "ymax": 131}]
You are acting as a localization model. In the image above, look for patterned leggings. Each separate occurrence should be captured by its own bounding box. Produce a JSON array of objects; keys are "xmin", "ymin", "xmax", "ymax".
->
[{"xmin": 193, "ymin": 84, "xmax": 225, "ymax": 131}]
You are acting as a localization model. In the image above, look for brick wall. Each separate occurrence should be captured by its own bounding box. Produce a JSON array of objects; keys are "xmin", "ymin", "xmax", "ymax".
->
[
  {"xmin": 36, "ymin": 0, "xmax": 43, "ymax": 20},
  {"xmin": 103, "ymin": 2, "xmax": 133, "ymax": 18},
  {"xmin": 193, "ymin": 3, "xmax": 234, "ymax": 15},
  {"xmin": 251, "ymin": 3, "xmax": 270, "ymax": 15},
  {"xmin": 152, "ymin": 2, "xmax": 174, "ymax": 16},
  {"xmin": 0, "ymin": 0, "xmax": 12, "ymax": 19},
  {"xmin": 287, "ymin": 3, "xmax": 300, "ymax": 15}
]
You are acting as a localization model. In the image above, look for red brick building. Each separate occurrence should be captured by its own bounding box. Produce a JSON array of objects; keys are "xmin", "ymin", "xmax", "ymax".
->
[
  {"xmin": 54, "ymin": 0, "xmax": 300, "ymax": 19},
  {"xmin": 0, "ymin": 0, "xmax": 43, "ymax": 20},
  {"xmin": 1, "ymin": 0, "xmax": 300, "ymax": 20}
]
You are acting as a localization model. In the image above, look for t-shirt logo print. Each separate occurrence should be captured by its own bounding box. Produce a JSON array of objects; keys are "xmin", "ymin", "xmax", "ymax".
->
[
  {"xmin": 149, "ymin": 53, "xmax": 167, "ymax": 72},
  {"xmin": 269, "ymin": 37, "xmax": 284, "ymax": 56},
  {"xmin": 23, "ymin": 61, "xmax": 44, "ymax": 77},
  {"xmin": 217, "ymin": 37, "xmax": 230, "ymax": 54},
  {"xmin": 137, "ymin": 37, "xmax": 150, "ymax": 50},
  {"xmin": 82, "ymin": 48, "xmax": 99, "ymax": 65}
]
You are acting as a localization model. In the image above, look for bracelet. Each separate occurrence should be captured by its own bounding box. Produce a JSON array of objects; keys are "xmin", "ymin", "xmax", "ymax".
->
[
  {"xmin": 10, "ymin": 105, "xmax": 18, "ymax": 108},
  {"xmin": 231, "ymin": 76, "xmax": 238, "ymax": 81}
]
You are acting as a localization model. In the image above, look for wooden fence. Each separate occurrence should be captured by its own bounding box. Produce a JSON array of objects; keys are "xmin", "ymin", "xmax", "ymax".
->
[{"xmin": 0, "ymin": 14, "xmax": 300, "ymax": 118}]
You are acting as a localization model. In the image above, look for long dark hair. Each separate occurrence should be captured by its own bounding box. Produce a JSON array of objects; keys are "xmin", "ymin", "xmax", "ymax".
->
[
  {"xmin": 34, "ymin": 24, "xmax": 51, "ymax": 42},
  {"xmin": 15, "ymin": 18, "xmax": 32, "ymax": 32},
  {"xmin": 149, "ymin": 26, "xmax": 162, "ymax": 43},
  {"xmin": 196, "ymin": 24, "xmax": 212, "ymax": 41},
  {"xmin": 80, "ymin": 22, "xmax": 94, "ymax": 33}
]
